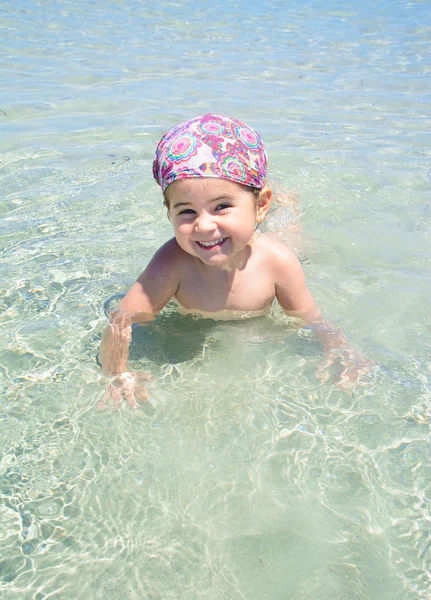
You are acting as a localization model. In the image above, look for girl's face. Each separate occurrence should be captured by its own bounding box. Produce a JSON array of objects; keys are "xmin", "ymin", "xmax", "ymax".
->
[{"xmin": 166, "ymin": 178, "xmax": 271, "ymax": 268}]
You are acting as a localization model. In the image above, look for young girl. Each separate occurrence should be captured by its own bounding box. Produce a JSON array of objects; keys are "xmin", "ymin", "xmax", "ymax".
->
[{"xmin": 99, "ymin": 113, "xmax": 367, "ymax": 409}]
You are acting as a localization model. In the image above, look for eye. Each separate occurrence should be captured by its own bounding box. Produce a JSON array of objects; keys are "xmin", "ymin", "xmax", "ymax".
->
[
  {"xmin": 178, "ymin": 208, "xmax": 196, "ymax": 215},
  {"xmin": 216, "ymin": 203, "xmax": 231, "ymax": 211}
]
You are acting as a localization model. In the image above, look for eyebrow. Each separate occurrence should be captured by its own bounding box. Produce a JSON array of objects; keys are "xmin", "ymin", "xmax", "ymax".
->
[
  {"xmin": 172, "ymin": 201, "xmax": 190, "ymax": 209},
  {"xmin": 172, "ymin": 196, "xmax": 231, "ymax": 209}
]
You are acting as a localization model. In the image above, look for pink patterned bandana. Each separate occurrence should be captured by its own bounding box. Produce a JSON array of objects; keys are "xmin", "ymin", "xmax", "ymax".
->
[{"xmin": 152, "ymin": 113, "xmax": 267, "ymax": 192}]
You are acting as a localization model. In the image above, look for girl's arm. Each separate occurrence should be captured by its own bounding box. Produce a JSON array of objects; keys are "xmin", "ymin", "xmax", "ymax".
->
[
  {"xmin": 97, "ymin": 240, "xmax": 182, "ymax": 408},
  {"xmin": 271, "ymin": 243, "xmax": 326, "ymax": 326},
  {"xmin": 270, "ymin": 240, "xmax": 372, "ymax": 389},
  {"xmin": 99, "ymin": 239, "xmax": 182, "ymax": 375},
  {"xmin": 274, "ymin": 251, "xmax": 348, "ymax": 352}
]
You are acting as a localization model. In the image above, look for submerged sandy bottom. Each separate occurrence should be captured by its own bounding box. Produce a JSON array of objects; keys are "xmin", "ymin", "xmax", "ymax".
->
[{"xmin": 1, "ymin": 0, "xmax": 430, "ymax": 597}]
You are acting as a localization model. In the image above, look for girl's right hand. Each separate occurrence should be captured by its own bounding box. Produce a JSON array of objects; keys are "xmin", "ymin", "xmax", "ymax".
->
[{"xmin": 97, "ymin": 371, "xmax": 152, "ymax": 410}]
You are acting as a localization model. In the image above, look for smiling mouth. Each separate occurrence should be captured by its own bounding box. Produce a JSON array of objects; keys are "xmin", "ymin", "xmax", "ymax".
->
[{"xmin": 196, "ymin": 237, "xmax": 227, "ymax": 249}]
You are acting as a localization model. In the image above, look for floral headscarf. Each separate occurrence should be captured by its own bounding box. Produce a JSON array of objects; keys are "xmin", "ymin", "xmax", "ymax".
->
[{"xmin": 153, "ymin": 113, "xmax": 267, "ymax": 192}]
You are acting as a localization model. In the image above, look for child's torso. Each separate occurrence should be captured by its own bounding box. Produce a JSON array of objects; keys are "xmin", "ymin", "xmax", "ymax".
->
[{"xmin": 173, "ymin": 234, "xmax": 277, "ymax": 317}]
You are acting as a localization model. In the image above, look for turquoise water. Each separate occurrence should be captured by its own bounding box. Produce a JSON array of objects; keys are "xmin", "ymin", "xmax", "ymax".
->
[{"xmin": 1, "ymin": 0, "xmax": 430, "ymax": 598}]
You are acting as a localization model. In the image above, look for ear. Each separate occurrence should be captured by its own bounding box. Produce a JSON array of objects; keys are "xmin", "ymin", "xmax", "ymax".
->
[{"xmin": 255, "ymin": 187, "xmax": 272, "ymax": 223}]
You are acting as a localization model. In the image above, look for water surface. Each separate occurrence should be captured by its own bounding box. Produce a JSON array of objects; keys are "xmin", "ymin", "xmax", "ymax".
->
[{"xmin": 1, "ymin": 0, "xmax": 430, "ymax": 598}]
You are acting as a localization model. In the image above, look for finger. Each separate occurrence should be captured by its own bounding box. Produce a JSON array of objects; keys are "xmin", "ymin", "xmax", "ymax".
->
[
  {"xmin": 316, "ymin": 365, "xmax": 331, "ymax": 383},
  {"xmin": 316, "ymin": 369, "xmax": 330, "ymax": 384},
  {"xmin": 135, "ymin": 386, "xmax": 149, "ymax": 403},
  {"xmin": 112, "ymin": 388, "xmax": 122, "ymax": 410},
  {"xmin": 357, "ymin": 364, "xmax": 375, "ymax": 379},
  {"xmin": 315, "ymin": 357, "xmax": 334, "ymax": 383},
  {"xmin": 333, "ymin": 367, "xmax": 357, "ymax": 395},
  {"xmin": 357, "ymin": 360, "xmax": 378, "ymax": 377},
  {"xmin": 339, "ymin": 363, "xmax": 360, "ymax": 382},
  {"xmin": 123, "ymin": 389, "xmax": 138, "ymax": 410},
  {"xmin": 318, "ymin": 354, "xmax": 336, "ymax": 370},
  {"xmin": 97, "ymin": 390, "xmax": 110, "ymax": 410},
  {"xmin": 339, "ymin": 356, "xmax": 373, "ymax": 382},
  {"xmin": 346, "ymin": 364, "xmax": 374, "ymax": 385}
]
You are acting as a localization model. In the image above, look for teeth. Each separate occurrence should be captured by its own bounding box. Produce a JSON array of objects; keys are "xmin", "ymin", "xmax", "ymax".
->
[{"xmin": 199, "ymin": 238, "xmax": 225, "ymax": 247}]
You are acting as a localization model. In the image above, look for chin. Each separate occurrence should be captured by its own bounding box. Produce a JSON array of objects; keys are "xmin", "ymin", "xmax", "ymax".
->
[{"xmin": 199, "ymin": 255, "xmax": 229, "ymax": 265}]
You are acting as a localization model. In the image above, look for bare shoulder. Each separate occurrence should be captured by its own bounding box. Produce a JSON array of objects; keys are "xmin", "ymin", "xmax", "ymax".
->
[
  {"xmin": 256, "ymin": 234, "xmax": 319, "ymax": 319},
  {"xmin": 140, "ymin": 237, "xmax": 188, "ymax": 275},
  {"xmin": 255, "ymin": 233, "xmax": 302, "ymax": 274},
  {"xmin": 120, "ymin": 238, "xmax": 187, "ymax": 315}
]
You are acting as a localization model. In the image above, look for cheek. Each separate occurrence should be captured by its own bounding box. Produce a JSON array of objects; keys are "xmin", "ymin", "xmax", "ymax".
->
[
  {"xmin": 174, "ymin": 220, "xmax": 193, "ymax": 236},
  {"xmin": 239, "ymin": 209, "xmax": 258, "ymax": 226}
]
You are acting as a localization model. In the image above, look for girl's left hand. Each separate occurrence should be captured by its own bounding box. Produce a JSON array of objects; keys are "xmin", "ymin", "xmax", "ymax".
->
[{"xmin": 316, "ymin": 348, "xmax": 377, "ymax": 394}]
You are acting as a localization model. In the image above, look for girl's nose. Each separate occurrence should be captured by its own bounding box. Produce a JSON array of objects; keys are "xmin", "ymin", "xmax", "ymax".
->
[{"xmin": 195, "ymin": 211, "xmax": 216, "ymax": 232}]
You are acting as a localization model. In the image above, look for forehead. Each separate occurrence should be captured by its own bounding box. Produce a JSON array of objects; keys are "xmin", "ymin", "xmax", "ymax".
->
[{"xmin": 166, "ymin": 177, "xmax": 247, "ymax": 202}]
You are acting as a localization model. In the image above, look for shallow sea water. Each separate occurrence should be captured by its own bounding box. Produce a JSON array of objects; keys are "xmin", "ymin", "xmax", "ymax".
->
[{"xmin": 1, "ymin": 0, "xmax": 430, "ymax": 598}]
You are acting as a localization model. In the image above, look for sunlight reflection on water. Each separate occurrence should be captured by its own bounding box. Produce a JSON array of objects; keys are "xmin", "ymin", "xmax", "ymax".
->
[{"xmin": 1, "ymin": 0, "xmax": 430, "ymax": 597}]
